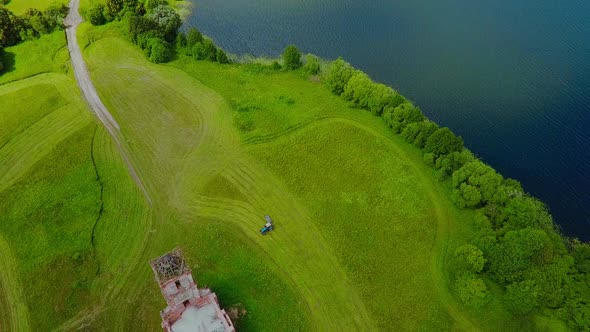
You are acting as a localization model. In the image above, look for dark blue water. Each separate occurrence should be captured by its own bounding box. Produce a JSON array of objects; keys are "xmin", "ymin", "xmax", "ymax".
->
[{"xmin": 185, "ymin": 0, "xmax": 590, "ymax": 241}]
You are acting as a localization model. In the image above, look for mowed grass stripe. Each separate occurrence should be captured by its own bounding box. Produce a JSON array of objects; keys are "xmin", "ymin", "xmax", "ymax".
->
[
  {"xmin": 0, "ymin": 235, "xmax": 31, "ymax": 332},
  {"xmin": 0, "ymin": 104, "xmax": 92, "ymax": 193}
]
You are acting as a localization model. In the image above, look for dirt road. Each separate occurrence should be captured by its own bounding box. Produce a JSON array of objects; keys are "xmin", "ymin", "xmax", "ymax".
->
[{"xmin": 64, "ymin": 0, "xmax": 152, "ymax": 204}]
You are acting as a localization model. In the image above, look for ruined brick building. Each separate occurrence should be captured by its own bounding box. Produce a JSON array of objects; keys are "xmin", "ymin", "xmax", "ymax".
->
[{"xmin": 150, "ymin": 248, "xmax": 235, "ymax": 332}]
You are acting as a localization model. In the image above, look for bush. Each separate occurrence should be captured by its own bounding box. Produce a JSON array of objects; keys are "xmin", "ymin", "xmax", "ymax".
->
[
  {"xmin": 504, "ymin": 279, "xmax": 539, "ymax": 315},
  {"xmin": 0, "ymin": 46, "xmax": 4, "ymax": 73},
  {"xmin": 89, "ymin": 4, "xmax": 106, "ymax": 26},
  {"xmin": 303, "ymin": 54, "xmax": 320, "ymax": 75},
  {"xmin": 282, "ymin": 44, "xmax": 301, "ymax": 70},
  {"xmin": 368, "ymin": 84, "xmax": 404, "ymax": 116}
]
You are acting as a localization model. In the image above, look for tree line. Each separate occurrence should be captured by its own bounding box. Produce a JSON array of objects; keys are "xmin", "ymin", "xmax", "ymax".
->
[
  {"xmin": 0, "ymin": 4, "xmax": 69, "ymax": 73},
  {"xmin": 319, "ymin": 56, "xmax": 590, "ymax": 329}
]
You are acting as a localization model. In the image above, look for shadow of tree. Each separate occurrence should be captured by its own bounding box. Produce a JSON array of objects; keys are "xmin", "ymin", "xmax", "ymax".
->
[{"xmin": 1, "ymin": 50, "xmax": 16, "ymax": 75}]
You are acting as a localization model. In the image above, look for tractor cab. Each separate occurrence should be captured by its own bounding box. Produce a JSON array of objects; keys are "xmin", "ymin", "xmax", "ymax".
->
[{"xmin": 260, "ymin": 215, "xmax": 274, "ymax": 235}]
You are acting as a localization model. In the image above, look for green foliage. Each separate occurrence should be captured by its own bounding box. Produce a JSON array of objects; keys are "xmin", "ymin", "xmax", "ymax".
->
[
  {"xmin": 282, "ymin": 44, "xmax": 302, "ymax": 70},
  {"xmin": 455, "ymin": 273, "xmax": 490, "ymax": 308},
  {"xmin": 303, "ymin": 53, "xmax": 320, "ymax": 75},
  {"xmin": 0, "ymin": 7, "xmax": 24, "ymax": 46},
  {"xmin": 433, "ymin": 149, "xmax": 474, "ymax": 179},
  {"xmin": 148, "ymin": 4, "xmax": 181, "ymax": 42},
  {"xmin": 88, "ymin": 3, "xmax": 106, "ymax": 26},
  {"xmin": 0, "ymin": 46, "xmax": 3, "ymax": 72},
  {"xmin": 342, "ymin": 71, "xmax": 373, "ymax": 109},
  {"xmin": 424, "ymin": 127, "xmax": 463, "ymax": 157},
  {"xmin": 489, "ymin": 228, "xmax": 549, "ymax": 283},
  {"xmin": 455, "ymin": 244, "xmax": 486, "ymax": 273},
  {"xmin": 497, "ymin": 196, "xmax": 553, "ymax": 231},
  {"xmin": 383, "ymin": 102, "xmax": 425, "ymax": 133},
  {"xmin": 216, "ymin": 48, "xmax": 229, "ymax": 64},
  {"xmin": 572, "ymin": 241, "xmax": 590, "ymax": 274},
  {"xmin": 452, "ymin": 160, "xmax": 503, "ymax": 208},
  {"xmin": 401, "ymin": 120, "xmax": 439, "ymax": 149},
  {"xmin": 504, "ymin": 279, "xmax": 540, "ymax": 315},
  {"xmin": 368, "ymin": 83, "xmax": 404, "ymax": 116},
  {"xmin": 325, "ymin": 57, "xmax": 355, "ymax": 95},
  {"xmin": 176, "ymin": 31, "xmax": 186, "ymax": 48},
  {"xmin": 105, "ymin": 0, "xmax": 124, "ymax": 20},
  {"xmin": 186, "ymin": 27, "xmax": 203, "ymax": 46},
  {"xmin": 146, "ymin": 37, "xmax": 169, "ymax": 63}
]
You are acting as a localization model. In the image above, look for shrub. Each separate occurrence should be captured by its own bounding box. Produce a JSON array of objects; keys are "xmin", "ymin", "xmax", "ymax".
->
[
  {"xmin": 89, "ymin": 3, "xmax": 106, "ymax": 26},
  {"xmin": 303, "ymin": 54, "xmax": 320, "ymax": 75},
  {"xmin": 282, "ymin": 44, "xmax": 301, "ymax": 70}
]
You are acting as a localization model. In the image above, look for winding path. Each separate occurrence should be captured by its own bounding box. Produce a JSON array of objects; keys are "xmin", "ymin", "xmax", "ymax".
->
[{"xmin": 64, "ymin": 0, "xmax": 152, "ymax": 205}]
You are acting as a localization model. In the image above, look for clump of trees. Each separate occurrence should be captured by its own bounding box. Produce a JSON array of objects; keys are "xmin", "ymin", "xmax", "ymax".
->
[
  {"xmin": 0, "ymin": 5, "xmax": 68, "ymax": 47},
  {"xmin": 321, "ymin": 56, "xmax": 590, "ymax": 329}
]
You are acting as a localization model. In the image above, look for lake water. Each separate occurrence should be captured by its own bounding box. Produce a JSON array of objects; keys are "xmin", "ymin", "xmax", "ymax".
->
[{"xmin": 184, "ymin": 0, "xmax": 590, "ymax": 241}]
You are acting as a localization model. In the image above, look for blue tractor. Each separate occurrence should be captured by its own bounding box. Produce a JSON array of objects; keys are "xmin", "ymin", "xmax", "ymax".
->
[{"xmin": 260, "ymin": 215, "xmax": 274, "ymax": 235}]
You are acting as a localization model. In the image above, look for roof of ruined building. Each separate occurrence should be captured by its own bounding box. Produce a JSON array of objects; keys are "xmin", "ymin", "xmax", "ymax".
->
[{"xmin": 150, "ymin": 247, "xmax": 190, "ymax": 283}]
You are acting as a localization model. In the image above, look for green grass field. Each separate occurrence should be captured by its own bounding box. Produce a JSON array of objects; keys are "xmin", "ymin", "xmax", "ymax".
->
[
  {"xmin": 0, "ymin": 15, "xmax": 546, "ymax": 331},
  {"xmin": 5, "ymin": 0, "xmax": 68, "ymax": 15}
]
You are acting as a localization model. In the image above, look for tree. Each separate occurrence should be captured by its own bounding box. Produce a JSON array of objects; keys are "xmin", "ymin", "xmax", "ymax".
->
[
  {"xmin": 0, "ymin": 46, "xmax": 4, "ymax": 73},
  {"xmin": 504, "ymin": 279, "xmax": 540, "ymax": 315},
  {"xmin": 326, "ymin": 57, "xmax": 355, "ymax": 95},
  {"xmin": 128, "ymin": 15, "xmax": 160, "ymax": 43},
  {"xmin": 424, "ymin": 127, "xmax": 463, "ymax": 157},
  {"xmin": 433, "ymin": 149, "xmax": 473, "ymax": 179},
  {"xmin": 282, "ymin": 44, "xmax": 302, "ymax": 70},
  {"xmin": 147, "ymin": 38, "xmax": 169, "ymax": 63},
  {"xmin": 342, "ymin": 72, "xmax": 373, "ymax": 109},
  {"xmin": 451, "ymin": 160, "xmax": 503, "ymax": 207},
  {"xmin": 202, "ymin": 39, "xmax": 217, "ymax": 61},
  {"xmin": 149, "ymin": 5, "xmax": 182, "ymax": 42},
  {"xmin": 186, "ymin": 27, "xmax": 203, "ymax": 46},
  {"xmin": 105, "ymin": 0, "xmax": 124, "ymax": 20},
  {"xmin": 216, "ymin": 48, "xmax": 229, "ymax": 63},
  {"xmin": 176, "ymin": 31, "xmax": 187, "ymax": 48},
  {"xmin": 303, "ymin": 54, "xmax": 320, "ymax": 75},
  {"xmin": 454, "ymin": 183, "xmax": 483, "ymax": 208},
  {"xmin": 368, "ymin": 83, "xmax": 404, "ymax": 116},
  {"xmin": 401, "ymin": 120, "xmax": 439, "ymax": 149},
  {"xmin": 455, "ymin": 244, "xmax": 486, "ymax": 273},
  {"xmin": 489, "ymin": 228, "xmax": 549, "ymax": 283},
  {"xmin": 383, "ymin": 102, "xmax": 424, "ymax": 133},
  {"xmin": 0, "ymin": 7, "xmax": 24, "ymax": 47},
  {"xmin": 497, "ymin": 196, "xmax": 553, "ymax": 231},
  {"xmin": 89, "ymin": 3, "xmax": 106, "ymax": 25},
  {"xmin": 455, "ymin": 273, "xmax": 490, "ymax": 308}
]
